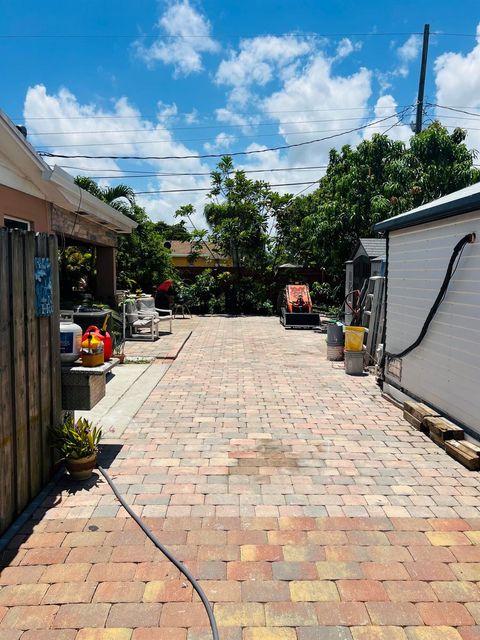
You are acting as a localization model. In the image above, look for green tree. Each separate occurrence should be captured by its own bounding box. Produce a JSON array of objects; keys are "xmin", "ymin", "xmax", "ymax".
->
[
  {"xmin": 74, "ymin": 177, "xmax": 135, "ymax": 216},
  {"xmin": 155, "ymin": 219, "xmax": 192, "ymax": 241},
  {"xmin": 73, "ymin": 176, "xmax": 172, "ymax": 292},
  {"xmin": 204, "ymin": 156, "xmax": 288, "ymax": 272},
  {"xmin": 275, "ymin": 123, "xmax": 480, "ymax": 282},
  {"xmin": 116, "ymin": 204, "xmax": 173, "ymax": 291}
]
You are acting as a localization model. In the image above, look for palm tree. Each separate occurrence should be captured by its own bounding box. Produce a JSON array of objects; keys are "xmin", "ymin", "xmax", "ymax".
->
[{"xmin": 74, "ymin": 176, "xmax": 135, "ymax": 216}]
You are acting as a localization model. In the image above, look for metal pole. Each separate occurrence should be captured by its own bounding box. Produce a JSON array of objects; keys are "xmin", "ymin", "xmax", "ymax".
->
[{"xmin": 415, "ymin": 24, "xmax": 430, "ymax": 134}]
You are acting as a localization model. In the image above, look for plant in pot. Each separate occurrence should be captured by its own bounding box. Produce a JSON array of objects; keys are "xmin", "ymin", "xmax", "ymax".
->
[{"xmin": 51, "ymin": 416, "xmax": 102, "ymax": 480}]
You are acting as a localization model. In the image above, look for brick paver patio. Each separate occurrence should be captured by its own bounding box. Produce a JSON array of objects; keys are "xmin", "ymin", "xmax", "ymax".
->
[{"xmin": 2, "ymin": 316, "xmax": 480, "ymax": 640}]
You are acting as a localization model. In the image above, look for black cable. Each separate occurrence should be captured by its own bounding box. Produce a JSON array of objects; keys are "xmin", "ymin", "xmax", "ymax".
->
[
  {"xmin": 37, "ymin": 110, "xmax": 409, "ymax": 160},
  {"xmin": 387, "ymin": 233, "xmax": 474, "ymax": 359},
  {"xmin": 98, "ymin": 465, "xmax": 220, "ymax": 640}
]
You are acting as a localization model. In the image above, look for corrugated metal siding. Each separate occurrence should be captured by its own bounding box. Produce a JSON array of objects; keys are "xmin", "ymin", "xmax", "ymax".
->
[{"xmin": 385, "ymin": 210, "xmax": 480, "ymax": 435}]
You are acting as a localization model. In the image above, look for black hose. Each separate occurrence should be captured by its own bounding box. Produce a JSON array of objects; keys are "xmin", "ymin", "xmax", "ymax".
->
[
  {"xmin": 387, "ymin": 232, "xmax": 474, "ymax": 359},
  {"xmin": 98, "ymin": 465, "xmax": 220, "ymax": 640}
]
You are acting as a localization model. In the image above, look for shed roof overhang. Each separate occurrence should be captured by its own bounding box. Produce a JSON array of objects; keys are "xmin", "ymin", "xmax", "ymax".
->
[{"xmin": 374, "ymin": 181, "xmax": 480, "ymax": 233}]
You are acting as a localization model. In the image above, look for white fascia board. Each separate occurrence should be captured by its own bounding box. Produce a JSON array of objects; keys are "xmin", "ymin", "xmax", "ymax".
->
[
  {"xmin": 47, "ymin": 166, "xmax": 137, "ymax": 233},
  {"xmin": 0, "ymin": 110, "xmax": 51, "ymax": 196}
]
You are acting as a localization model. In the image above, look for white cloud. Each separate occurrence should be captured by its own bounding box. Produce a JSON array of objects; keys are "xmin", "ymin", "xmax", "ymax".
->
[
  {"xmin": 335, "ymin": 38, "xmax": 362, "ymax": 60},
  {"xmin": 23, "ymin": 84, "xmax": 212, "ymax": 226},
  {"xmin": 263, "ymin": 54, "xmax": 372, "ymax": 167},
  {"xmin": 363, "ymin": 94, "xmax": 413, "ymax": 143},
  {"xmin": 216, "ymin": 36, "xmax": 315, "ymax": 90},
  {"xmin": 203, "ymin": 132, "xmax": 236, "ymax": 152},
  {"xmin": 185, "ymin": 109, "xmax": 199, "ymax": 124},
  {"xmin": 135, "ymin": 0, "xmax": 219, "ymax": 76},
  {"xmin": 396, "ymin": 34, "xmax": 422, "ymax": 77},
  {"xmin": 434, "ymin": 24, "xmax": 480, "ymax": 152}
]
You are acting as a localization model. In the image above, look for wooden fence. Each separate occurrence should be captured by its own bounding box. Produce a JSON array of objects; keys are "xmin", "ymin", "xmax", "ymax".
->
[{"xmin": 0, "ymin": 229, "xmax": 61, "ymax": 535}]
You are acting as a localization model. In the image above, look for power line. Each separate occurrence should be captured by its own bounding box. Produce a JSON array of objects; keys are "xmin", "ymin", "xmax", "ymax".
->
[
  {"xmin": 0, "ymin": 30, "xmax": 476, "ymax": 39},
  {"xmin": 59, "ymin": 163, "xmax": 329, "ymax": 175},
  {"xmin": 134, "ymin": 180, "xmax": 320, "ymax": 194},
  {"xmin": 36, "ymin": 124, "xmax": 405, "ymax": 149},
  {"xmin": 27, "ymin": 115, "xmax": 384, "ymax": 136},
  {"xmin": 38, "ymin": 110, "xmax": 411, "ymax": 160},
  {"xmin": 427, "ymin": 103, "xmax": 480, "ymax": 118},
  {"xmin": 16, "ymin": 104, "xmax": 412, "ymax": 122}
]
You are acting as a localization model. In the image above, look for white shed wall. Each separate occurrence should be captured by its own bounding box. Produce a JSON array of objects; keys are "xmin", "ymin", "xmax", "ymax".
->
[{"xmin": 385, "ymin": 210, "xmax": 480, "ymax": 435}]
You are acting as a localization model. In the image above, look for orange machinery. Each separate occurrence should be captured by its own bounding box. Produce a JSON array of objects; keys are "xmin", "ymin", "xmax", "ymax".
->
[{"xmin": 280, "ymin": 283, "xmax": 320, "ymax": 329}]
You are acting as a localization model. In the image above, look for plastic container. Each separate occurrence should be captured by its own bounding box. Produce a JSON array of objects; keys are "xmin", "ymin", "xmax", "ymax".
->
[
  {"xmin": 60, "ymin": 316, "xmax": 82, "ymax": 363},
  {"xmin": 82, "ymin": 324, "xmax": 112, "ymax": 361},
  {"xmin": 81, "ymin": 333, "xmax": 104, "ymax": 368},
  {"xmin": 326, "ymin": 322, "xmax": 344, "ymax": 346},
  {"xmin": 345, "ymin": 350, "xmax": 365, "ymax": 375},
  {"xmin": 327, "ymin": 345, "xmax": 344, "ymax": 361},
  {"xmin": 344, "ymin": 326, "xmax": 366, "ymax": 352}
]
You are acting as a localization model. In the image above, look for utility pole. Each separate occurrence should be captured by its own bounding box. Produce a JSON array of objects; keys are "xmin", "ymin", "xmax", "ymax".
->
[{"xmin": 415, "ymin": 23, "xmax": 430, "ymax": 134}]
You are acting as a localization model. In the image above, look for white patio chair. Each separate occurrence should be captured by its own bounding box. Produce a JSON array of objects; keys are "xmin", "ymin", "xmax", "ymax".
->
[
  {"xmin": 122, "ymin": 300, "xmax": 160, "ymax": 341},
  {"xmin": 136, "ymin": 297, "xmax": 173, "ymax": 333}
]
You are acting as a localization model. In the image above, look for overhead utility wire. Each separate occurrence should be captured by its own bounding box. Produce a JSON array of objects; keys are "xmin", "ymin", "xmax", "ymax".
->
[
  {"xmin": 27, "ymin": 115, "xmax": 387, "ymax": 136},
  {"xmin": 38, "ymin": 110, "xmax": 411, "ymax": 160},
  {"xmin": 133, "ymin": 180, "xmax": 322, "ymax": 195},
  {"xmin": 427, "ymin": 103, "xmax": 480, "ymax": 118},
  {"xmin": 16, "ymin": 105, "xmax": 412, "ymax": 122},
  {"xmin": 36, "ymin": 124, "xmax": 404, "ymax": 148},
  {"xmin": 58, "ymin": 164, "xmax": 330, "ymax": 176},
  {"xmin": 0, "ymin": 30, "xmax": 476, "ymax": 38}
]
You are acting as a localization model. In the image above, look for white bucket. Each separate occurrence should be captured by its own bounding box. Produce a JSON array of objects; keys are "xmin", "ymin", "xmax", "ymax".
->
[
  {"xmin": 327, "ymin": 345, "xmax": 344, "ymax": 361},
  {"xmin": 344, "ymin": 350, "xmax": 365, "ymax": 375}
]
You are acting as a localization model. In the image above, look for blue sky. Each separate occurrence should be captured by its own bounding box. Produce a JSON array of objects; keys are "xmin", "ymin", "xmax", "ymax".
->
[{"xmin": 1, "ymin": 0, "xmax": 480, "ymax": 224}]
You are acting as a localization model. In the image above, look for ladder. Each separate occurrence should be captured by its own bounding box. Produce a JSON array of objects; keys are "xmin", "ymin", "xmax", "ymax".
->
[{"xmin": 361, "ymin": 276, "xmax": 385, "ymax": 365}]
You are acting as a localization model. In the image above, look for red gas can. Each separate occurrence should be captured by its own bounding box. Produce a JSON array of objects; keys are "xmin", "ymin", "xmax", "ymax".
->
[{"xmin": 82, "ymin": 323, "xmax": 112, "ymax": 361}]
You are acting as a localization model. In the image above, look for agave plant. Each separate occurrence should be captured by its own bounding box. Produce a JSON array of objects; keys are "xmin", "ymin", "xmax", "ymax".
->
[{"xmin": 50, "ymin": 416, "xmax": 102, "ymax": 460}]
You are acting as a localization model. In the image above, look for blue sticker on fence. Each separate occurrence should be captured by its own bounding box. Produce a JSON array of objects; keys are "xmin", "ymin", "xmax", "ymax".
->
[{"xmin": 34, "ymin": 257, "xmax": 53, "ymax": 317}]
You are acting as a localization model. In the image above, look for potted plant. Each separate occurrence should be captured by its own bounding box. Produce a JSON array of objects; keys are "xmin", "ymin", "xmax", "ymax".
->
[{"xmin": 51, "ymin": 416, "xmax": 102, "ymax": 480}]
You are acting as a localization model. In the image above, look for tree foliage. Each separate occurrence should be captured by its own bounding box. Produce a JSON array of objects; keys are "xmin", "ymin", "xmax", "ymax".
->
[
  {"xmin": 277, "ymin": 123, "xmax": 480, "ymax": 280},
  {"xmin": 204, "ymin": 156, "xmax": 290, "ymax": 272},
  {"xmin": 73, "ymin": 177, "xmax": 172, "ymax": 293},
  {"xmin": 116, "ymin": 204, "xmax": 173, "ymax": 291}
]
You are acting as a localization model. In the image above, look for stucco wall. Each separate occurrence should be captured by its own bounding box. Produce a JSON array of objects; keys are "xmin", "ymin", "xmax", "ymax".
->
[{"xmin": 0, "ymin": 184, "xmax": 51, "ymax": 231}]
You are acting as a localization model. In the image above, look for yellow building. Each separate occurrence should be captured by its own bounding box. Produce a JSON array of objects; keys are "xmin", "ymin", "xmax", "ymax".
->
[{"xmin": 169, "ymin": 240, "xmax": 232, "ymax": 270}]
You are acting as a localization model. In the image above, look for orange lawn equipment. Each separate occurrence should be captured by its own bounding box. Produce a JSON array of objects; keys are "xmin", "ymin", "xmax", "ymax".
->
[
  {"xmin": 285, "ymin": 284, "xmax": 313, "ymax": 313},
  {"xmin": 280, "ymin": 283, "xmax": 320, "ymax": 329}
]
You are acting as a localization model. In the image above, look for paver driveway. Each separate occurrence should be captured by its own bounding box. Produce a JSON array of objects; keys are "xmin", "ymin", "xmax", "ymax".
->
[{"xmin": 2, "ymin": 316, "xmax": 480, "ymax": 640}]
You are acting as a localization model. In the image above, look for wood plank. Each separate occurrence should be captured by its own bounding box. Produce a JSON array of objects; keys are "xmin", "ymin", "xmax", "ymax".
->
[
  {"xmin": 403, "ymin": 401, "xmax": 439, "ymax": 422},
  {"xmin": 445, "ymin": 439, "xmax": 480, "ymax": 471},
  {"xmin": 10, "ymin": 231, "xmax": 30, "ymax": 513},
  {"xmin": 424, "ymin": 416, "xmax": 465, "ymax": 441},
  {"xmin": 0, "ymin": 230, "xmax": 15, "ymax": 533},
  {"xmin": 36, "ymin": 235, "xmax": 53, "ymax": 484},
  {"xmin": 24, "ymin": 232, "xmax": 42, "ymax": 496}
]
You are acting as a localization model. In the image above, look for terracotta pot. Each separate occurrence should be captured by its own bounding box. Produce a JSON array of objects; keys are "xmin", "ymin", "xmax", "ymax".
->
[{"xmin": 65, "ymin": 453, "xmax": 97, "ymax": 480}]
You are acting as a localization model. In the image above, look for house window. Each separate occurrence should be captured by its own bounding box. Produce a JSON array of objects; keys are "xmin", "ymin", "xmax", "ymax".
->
[{"xmin": 3, "ymin": 216, "xmax": 31, "ymax": 231}]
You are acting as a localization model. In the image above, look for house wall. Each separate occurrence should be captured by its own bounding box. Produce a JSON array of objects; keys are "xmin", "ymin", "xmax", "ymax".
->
[
  {"xmin": 172, "ymin": 256, "xmax": 232, "ymax": 268},
  {"xmin": 0, "ymin": 184, "xmax": 51, "ymax": 231},
  {"xmin": 385, "ymin": 210, "xmax": 480, "ymax": 435}
]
